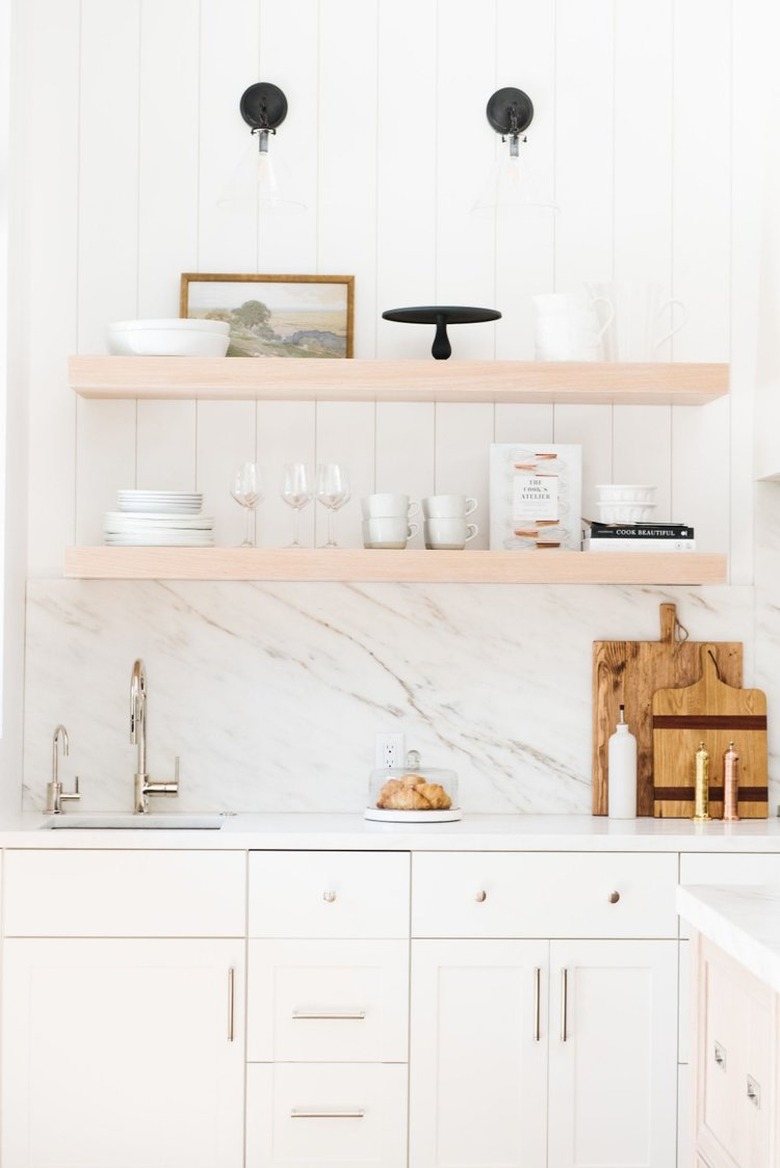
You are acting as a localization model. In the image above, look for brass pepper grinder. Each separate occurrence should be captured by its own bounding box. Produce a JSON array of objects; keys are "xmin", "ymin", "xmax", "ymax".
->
[
  {"xmin": 692, "ymin": 741, "xmax": 711, "ymax": 822},
  {"xmin": 723, "ymin": 741, "xmax": 740, "ymax": 822}
]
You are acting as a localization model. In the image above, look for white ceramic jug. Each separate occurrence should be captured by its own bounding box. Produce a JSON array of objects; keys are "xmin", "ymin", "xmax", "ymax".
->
[
  {"xmin": 531, "ymin": 293, "xmax": 614, "ymax": 362},
  {"xmin": 586, "ymin": 281, "xmax": 688, "ymax": 361}
]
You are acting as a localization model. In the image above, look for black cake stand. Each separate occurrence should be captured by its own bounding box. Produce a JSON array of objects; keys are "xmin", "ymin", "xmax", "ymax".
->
[{"xmin": 381, "ymin": 305, "xmax": 502, "ymax": 359}]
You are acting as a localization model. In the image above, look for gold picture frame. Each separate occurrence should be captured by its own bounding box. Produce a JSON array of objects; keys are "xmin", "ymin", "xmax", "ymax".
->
[{"xmin": 180, "ymin": 272, "xmax": 355, "ymax": 358}]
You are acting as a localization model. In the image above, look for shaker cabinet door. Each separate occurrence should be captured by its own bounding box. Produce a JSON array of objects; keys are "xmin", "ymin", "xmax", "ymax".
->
[
  {"xmin": 1, "ymin": 938, "xmax": 245, "ymax": 1168},
  {"xmin": 547, "ymin": 939, "xmax": 678, "ymax": 1168},
  {"xmin": 409, "ymin": 939, "xmax": 549, "ymax": 1168}
]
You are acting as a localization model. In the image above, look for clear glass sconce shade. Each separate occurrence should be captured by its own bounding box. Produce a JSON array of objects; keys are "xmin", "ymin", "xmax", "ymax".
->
[
  {"xmin": 217, "ymin": 133, "xmax": 306, "ymax": 214},
  {"xmin": 472, "ymin": 136, "xmax": 558, "ymax": 215}
]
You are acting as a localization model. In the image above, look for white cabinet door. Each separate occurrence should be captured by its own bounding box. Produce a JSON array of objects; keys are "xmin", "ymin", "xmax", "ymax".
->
[
  {"xmin": 547, "ymin": 939, "xmax": 678, "ymax": 1168},
  {"xmin": 409, "ymin": 939, "xmax": 548, "ymax": 1168},
  {"xmin": 2, "ymin": 938, "xmax": 245, "ymax": 1168}
]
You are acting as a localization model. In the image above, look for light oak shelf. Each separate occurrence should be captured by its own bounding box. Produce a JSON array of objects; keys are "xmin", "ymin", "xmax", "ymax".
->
[
  {"xmin": 64, "ymin": 547, "xmax": 727, "ymax": 585},
  {"xmin": 68, "ymin": 357, "xmax": 728, "ymax": 406}
]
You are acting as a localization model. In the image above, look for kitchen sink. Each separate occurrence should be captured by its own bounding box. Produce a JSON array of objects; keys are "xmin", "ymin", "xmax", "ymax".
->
[{"xmin": 39, "ymin": 814, "xmax": 225, "ymax": 830}]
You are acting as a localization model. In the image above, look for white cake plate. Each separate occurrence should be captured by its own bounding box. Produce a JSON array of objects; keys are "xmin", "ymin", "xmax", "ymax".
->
[{"xmin": 364, "ymin": 807, "xmax": 462, "ymax": 823}]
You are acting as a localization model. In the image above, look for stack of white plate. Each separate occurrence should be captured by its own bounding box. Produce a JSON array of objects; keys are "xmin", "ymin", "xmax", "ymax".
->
[{"xmin": 105, "ymin": 491, "xmax": 213, "ymax": 546}]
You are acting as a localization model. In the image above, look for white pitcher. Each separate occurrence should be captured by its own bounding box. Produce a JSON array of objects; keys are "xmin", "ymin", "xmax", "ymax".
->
[
  {"xmin": 586, "ymin": 281, "xmax": 688, "ymax": 361},
  {"xmin": 531, "ymin": 293, "xmax": 614, "ymax": 362}
]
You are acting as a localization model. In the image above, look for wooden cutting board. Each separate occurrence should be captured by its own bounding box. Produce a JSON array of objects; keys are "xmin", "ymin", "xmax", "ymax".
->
[
  {"xmin": 652, "ymin": 646, "xmax": 767, "ymax": 818},
  {"xmin": 592, "ymin": 603, "xmax": 742, "ymax": 816}
]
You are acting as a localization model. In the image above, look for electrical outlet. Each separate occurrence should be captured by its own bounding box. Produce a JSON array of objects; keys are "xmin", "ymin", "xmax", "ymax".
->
[{"xmin": 375, "ymin": 732, "xmax": 405, "ymax": 770}]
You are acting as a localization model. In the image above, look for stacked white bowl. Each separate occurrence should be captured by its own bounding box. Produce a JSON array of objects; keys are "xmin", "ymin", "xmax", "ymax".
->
[
  {"xmin": 594, "ymin": 484, "xmax": 657, "ymax": 524},
  {"xmin": 107, "ymin": 318, "xmax": 231, "ymax": 357},
  {"xmin": 104, "ymin": 490, "xmax": 214, "ymax": 546}
]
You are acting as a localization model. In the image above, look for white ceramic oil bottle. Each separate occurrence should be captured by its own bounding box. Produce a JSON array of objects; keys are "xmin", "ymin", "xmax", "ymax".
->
[{"xmin": 608, "ymin": 703, "xmax": 637, "ymax": 819}]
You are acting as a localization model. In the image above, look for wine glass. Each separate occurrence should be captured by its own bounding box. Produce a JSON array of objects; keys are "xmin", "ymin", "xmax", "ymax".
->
[
  {"xmin": 230, "ymin": 462, "xmax": 264, "ymax": 547},
  {"xmin": 281, "ymin": 463, "xmax": 313, "ymax": 547},
  {"xmin": 316, "ymin": 463, "xmax": 350, "ymax": 548}
]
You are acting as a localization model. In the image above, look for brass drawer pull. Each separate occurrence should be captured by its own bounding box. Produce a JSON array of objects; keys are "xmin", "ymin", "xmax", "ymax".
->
[
  {"xmin": 474, "ymin": 890, "xmax": 487, "ymax": 902},
  {"xmin": 292, "ymin": 1009, "xmax": 366, "ymax": 1021},
  {"xmin": 291, "ymin": 1108, "xmax": 365, "ymax": 1119},
  {"xmin": 609, "ymin": 891, "xmax": 620, "ymax": 904}
]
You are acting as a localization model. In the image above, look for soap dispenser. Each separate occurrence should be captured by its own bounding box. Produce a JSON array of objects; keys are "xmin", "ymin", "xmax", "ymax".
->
[{"xmin": 608, "ymin": 704, "xmax": 637, "ymax": 819}]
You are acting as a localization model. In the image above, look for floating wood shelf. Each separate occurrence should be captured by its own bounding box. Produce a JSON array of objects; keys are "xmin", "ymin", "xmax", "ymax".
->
[
  {"xmin": 64, "ymin": 547, "xmax": 727, "ymax": 585},
  {"xmin": 68, "ymin": 357, "xmax": 728, "ymax": 406}
]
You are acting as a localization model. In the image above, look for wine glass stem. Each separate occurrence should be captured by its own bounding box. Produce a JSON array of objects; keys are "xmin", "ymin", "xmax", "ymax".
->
[
  {"xmin": 244, "ymin": 507, "xmax": 254, "ymax": 548},
  {"xmin": 327, "ymin": 508, "xmax": 336, "ymax": 547},
  {"xmin": 292, "ymin": 508, "xmax": 300, "ymax": 547}
]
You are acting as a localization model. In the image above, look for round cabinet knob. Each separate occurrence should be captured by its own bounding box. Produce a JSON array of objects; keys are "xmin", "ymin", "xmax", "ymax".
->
[
  {"xmin": 474, "ymin": 890, "xmax": 488, "ymax": 903},
  {"xmin": 608, "ymin": 890, "xmax": 621, "ymax": 904},
  {"xmin": 323, "ymin": 890, "xmax": 337, "ymax": 903}
]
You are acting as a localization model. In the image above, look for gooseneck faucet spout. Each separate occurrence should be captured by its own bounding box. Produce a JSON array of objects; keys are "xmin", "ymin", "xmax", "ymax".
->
[{"xmin": 130, "ymin": 658, "xmax": 180, "ymax": 814}]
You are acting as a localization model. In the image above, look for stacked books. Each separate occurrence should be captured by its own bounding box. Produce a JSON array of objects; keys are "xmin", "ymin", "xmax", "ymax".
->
[{"xmin": 582, "ymin": 519, "xmax": 695, "ymax": 552}]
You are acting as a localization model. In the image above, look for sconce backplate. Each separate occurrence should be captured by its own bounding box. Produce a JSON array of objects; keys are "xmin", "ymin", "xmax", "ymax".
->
[
  {"xmin": 486, "ymin": 87, "xmax": 534, "ymax": 136},
  {"xmin": 240, "ymin": 82, "xmax": 288, "ymax": 131}
]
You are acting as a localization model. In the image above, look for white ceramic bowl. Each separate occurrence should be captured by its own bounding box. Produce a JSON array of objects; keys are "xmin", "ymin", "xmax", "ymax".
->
[
  {"xmin": 596, "ymin": 501, "xmax": 658, "ymax": 523},
  {"xmin": 107, "ymin": 318, "xmax": 231, "ymax": 357},
  {"xmin": 594, "ymin": 484, "xmax": 657, "ymax": 503}
]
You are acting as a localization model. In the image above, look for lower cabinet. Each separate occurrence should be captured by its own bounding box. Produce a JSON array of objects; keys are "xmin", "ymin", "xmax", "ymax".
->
[
  {"xmin": 1, "ymin": 937, "xmax": 245, "ymax": 1168},
  {"xmin": 410, "ymin": 938, "xmax": 678, "ymax": 1168}
]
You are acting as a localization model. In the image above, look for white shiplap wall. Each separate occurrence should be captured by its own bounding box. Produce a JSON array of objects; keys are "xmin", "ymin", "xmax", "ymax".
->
[{"xmin": 16, "ymin": 0, "xmax": 750, "ymax": 571}]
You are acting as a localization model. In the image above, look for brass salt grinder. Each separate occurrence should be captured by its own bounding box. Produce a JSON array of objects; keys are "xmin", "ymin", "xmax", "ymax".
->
[{"xmin": 692, "ymin": 741, "xmax": 711, "ymax": 822}]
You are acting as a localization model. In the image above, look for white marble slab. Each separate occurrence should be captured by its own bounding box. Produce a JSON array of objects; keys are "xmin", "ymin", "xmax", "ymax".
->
[
  {"xmin": 23, "ymin": 581, "xmax": 755, "ymax": 816},
  {"xmin": 678, "ymin": 883, "xmax": 780, "ymax": 993}
]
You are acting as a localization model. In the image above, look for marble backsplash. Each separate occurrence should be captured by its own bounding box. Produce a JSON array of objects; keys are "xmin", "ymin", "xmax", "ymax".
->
[{"xmin": 23, "ymin": 579, "xmax": 764, "ymax": 816}]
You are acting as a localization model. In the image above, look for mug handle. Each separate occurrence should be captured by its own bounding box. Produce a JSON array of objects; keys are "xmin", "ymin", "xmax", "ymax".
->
[
  {"xmin": 654, "ymin": 299, "xmax": 688, "ymax": 350},
  {"xmin": 464, "ymin": 524, "xmax": 479, "ymax": 543},
  {"xmin": 590, "ymin": 296, "xmax": 615, "ymax": 342},
  {"xmin": 464, "ymin": 498, "xmax": 478, "ymax": 517},
  {"xmin": 407, "ymin": 522, "xmax": 419, "ymax": 539}
]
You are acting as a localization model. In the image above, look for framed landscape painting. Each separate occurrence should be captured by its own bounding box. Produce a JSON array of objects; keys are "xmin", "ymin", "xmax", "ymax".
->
[{"xmin": 180, "ymin": 273, "xmax": 355, "ymax": 358}]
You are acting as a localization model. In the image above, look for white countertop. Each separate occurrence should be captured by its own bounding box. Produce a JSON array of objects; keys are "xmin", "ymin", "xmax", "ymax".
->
[
  {"xmin": 3, "ymin": 811, "xmax": 780, "ymax": 850},
  {"xmin": 678, "ymin": 883, "xmax": 780, "ymax": 994}
]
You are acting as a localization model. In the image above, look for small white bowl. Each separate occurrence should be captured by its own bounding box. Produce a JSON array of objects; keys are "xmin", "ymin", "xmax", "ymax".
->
[
  {"xmin": 594, "ymin": 484, "xmax": 657, "ymax": 503},
  {"xmin": 596, "ymin": 502, "xmax": 658, "ymax": 523},
  {"xmin": 108, "ymin": 319, "xmax": 230, "ymax": 357}
]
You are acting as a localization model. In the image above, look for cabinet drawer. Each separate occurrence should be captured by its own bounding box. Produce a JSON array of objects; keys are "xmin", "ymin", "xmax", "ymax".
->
[
  {"xmin": 3, "ymin": 850, "xmax": 246, "ymax": 936},
  {"xmin": 247, "ymin": 939, "xmax": 408, "ymax": 1062},
  {"xmin": 246, "ymin": 1063, "xmax": 407, "ymax": 1168},
  {"xmin": 248, "ymin": 852, "xmax": 410, "ymax": 938},
  {"xmin": 412, "ymin": 852, "xmax": 678, "ymax": 938}
]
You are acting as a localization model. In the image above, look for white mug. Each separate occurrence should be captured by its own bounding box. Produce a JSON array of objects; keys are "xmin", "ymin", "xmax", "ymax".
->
[
  {"xmin": 532, "ymin": 293, "xmax": 614, "ymax": 361},
  {"xmin": 362, "ymin": 517, "xmax": 418, "ymax": 549},
  {"xmin": 586, "ymin": 281, "xmax": 688, "ymax": 361},
  {"xmin": 422, "ymin": 494, "xmax": 478, "ymax": 519},
  {"xmin": 424, "ymin": 518, "xmax": 478, "ymax": 550},
  {"xmin": 361, "ymin": 493, "xmax": 420, "ymax": 519}
]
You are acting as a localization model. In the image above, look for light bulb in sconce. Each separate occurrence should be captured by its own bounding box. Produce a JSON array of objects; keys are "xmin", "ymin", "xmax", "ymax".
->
[
  {"xmin": 217, "ymin": 81, "xmax": 306, "ymax": 214},
  {"xmin": 472, "ymin": 86, "xmax": 558, "ymax": 215}
]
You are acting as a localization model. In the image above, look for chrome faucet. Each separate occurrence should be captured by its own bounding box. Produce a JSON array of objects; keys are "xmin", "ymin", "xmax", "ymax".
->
[
  {"xmin": 45, "ymin": 724, "xmax": 80, "ymax": 814},
  {"xmin": 130, "ymin": 658, "xmax": 180, "ymax": 814}
]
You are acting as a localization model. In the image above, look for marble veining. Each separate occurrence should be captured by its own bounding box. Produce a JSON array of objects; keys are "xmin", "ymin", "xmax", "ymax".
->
[{"xmin": 23, "ymin": 580, "xmax": 756, "ymax": 815}]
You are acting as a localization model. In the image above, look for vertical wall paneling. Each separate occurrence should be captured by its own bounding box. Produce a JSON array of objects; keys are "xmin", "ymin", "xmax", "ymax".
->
[
  {"xmin": 314, "ymin": 401, "xmax": 375, "ymax": 548},
  {"xmin": 137, "ymin": 0, "xmax": 200, "ymax": 317},
  {"xmin": 435, "ymin": 0, "xmax": 497, "ymax": 357},
  {"xmin": 671, "ymin": 0, "xmax": 731, "ymax": 362},
  {"xmin": 26, "ymin": 0, "xmax": 81, "ymax": 575},
  {"xmin": 196, "ymin": 400, "xmax": 258, "ymax": 548},
  {"xmin": 256, "ymin": 401, "xmax": 317, "ymax": 549},
  {"xmin": 375, "ymin": 0, "xmax": 438, "ymax": 359},
  {"xmin": 612, "ymin": 406, "xmax": 672, "ymax": 519},
  {"xmin": 494, "ymin": 405, "xmax": 555, "ymax": 446},
  {"xmin": 76, "ymin": 401, "xmax": 138, "ymax": 546},
  {"xmin": 197, "ymin": 0, "xmax": 261, "ymax": 272},
  {"xmin": 554, "ymin": 404, "xmax": 613, "ymax": 519},
  {"xmin": 375, "ymin": 402, "xmax": 436, "ymax": 546},
  {"xmin": 317, "ymin": 0, "xmax": 379, "ymax": 357},
  {"xmin": 256, "ymin": 0, "xmax": 320, "ymax": 274},
  {"xmin": 493, "ymin": 0, "xmax": 556, "ymax": 360},
  {"xmin": 136, "ymin": 401, "xmax": 197, "ymax": 492},
  {"xmin": 554, "ymin": 0, "xmax": 614, "ymax": 292},
  {"xmin": 77, "ymin": 0, "xmax": 141, "ymax": 350},
  {"xmin": 612, "ymin": 0, "xmax": 673, "ymax": 296},
  {"xmin": 434, "ymin": 403, "xmax": 495, "ymax": 549},
  {"xmin": 670, "ymin": 399, "xmax": 730, "ymax": 555}
]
